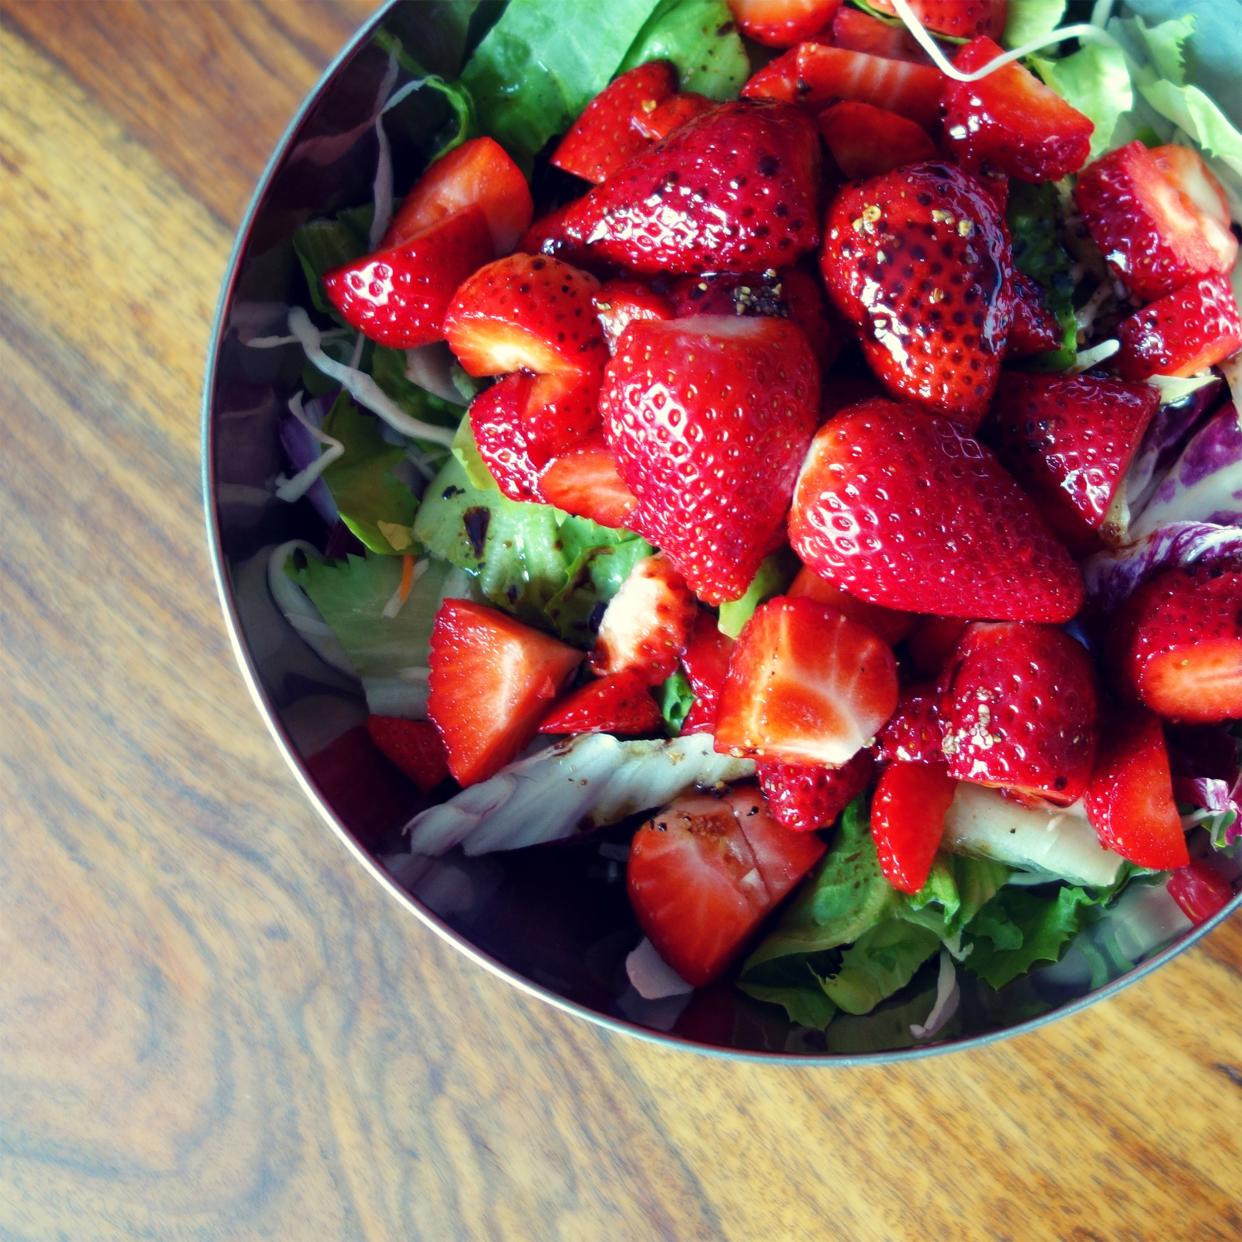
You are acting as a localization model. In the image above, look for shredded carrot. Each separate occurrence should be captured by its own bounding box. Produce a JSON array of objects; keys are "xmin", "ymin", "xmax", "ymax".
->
[{"xmin": 397, "ymin": 554, "xmax": 415, "ymax": 607}]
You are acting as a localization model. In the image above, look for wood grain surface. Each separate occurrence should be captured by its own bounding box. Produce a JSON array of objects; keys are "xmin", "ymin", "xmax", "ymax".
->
[{"xmin": 0, "ymin": 2, "xmax": 1239, "ymax": 1238}]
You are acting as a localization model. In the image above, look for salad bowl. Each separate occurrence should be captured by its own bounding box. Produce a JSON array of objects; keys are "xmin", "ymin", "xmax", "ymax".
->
[{"xmin": 204, "ymin": 0, "xmax": 1241, "ymax": 1060}]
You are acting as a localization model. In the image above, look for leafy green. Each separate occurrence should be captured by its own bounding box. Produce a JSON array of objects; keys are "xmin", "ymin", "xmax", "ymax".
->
[
  {"xmin": 320, "ymin": 396, "xmax": 418, "ymax": 555},
  {"xmin": 544, "ymin": 537, "xmax": 655, "ymax": 646},
  {"xmin": 1037, "ymin": 40, "xmax": 1133, "ymax": 160},
  {"xmin": 619, "ymin": 0, "xmax": 750, "ymax": 99},
  {"xmin": 370, "ymin": 347, "xmax": 466, "ymax": 432},
  {"xmin": 292, "ymin": 204, "xmax": 373, "ymax": 316},
  {"xmin": 821, "ymin": 920, "xmax": 942, "ymax": 1016},
  {"xmin": 655, "ymin": 670, "xmax": 696, "ymax": 736},
  {"xmin": 902, "ymin": 853, "xmax": 1011, "ymax": 946},
  {"xmin": 1005, "ymin": 182, "xmax": 1077, "ymax": 372},
  {"xmin": 716, "ymin": 549, "xmax": 798, "ymax": 639},
  {"xmin": 1003, "ymin": 0, "xmax": 1066, "ymax": 49}
]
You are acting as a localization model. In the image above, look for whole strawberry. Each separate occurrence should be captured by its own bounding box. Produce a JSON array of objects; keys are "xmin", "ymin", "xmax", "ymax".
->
[
  {"xmin": 601, "ymin": 315, "xmax": 819, "ymax": 603},
  {"xmin": 820, "ymin": 161, "xmax": 1013, "ymax": 428}
]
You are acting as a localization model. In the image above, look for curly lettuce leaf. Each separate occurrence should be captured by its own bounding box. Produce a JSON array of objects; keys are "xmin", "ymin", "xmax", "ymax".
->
[
  {"xmin": 619, "ymin": 0, "xmax": 750, "ymax": 99},
  {"xmin": 1003, "ymin": 0, "xmax": 1066, "ymax": 49},
  {"xmin": 716, "ymin": 549, "xmax": 798, "ymax": 638}
]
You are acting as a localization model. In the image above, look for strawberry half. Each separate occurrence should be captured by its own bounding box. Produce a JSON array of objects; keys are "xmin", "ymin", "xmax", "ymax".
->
[
  {"xmin": 789, "ymin": 399, "xmax": 1084, "ymax": 622},
  {"xmin": 715, "ymin": 596, "xmax": 899, "ymax": 765},
  {"xmin": 938, "ymin": 622, "xmax": 1098, "ymax": 805},
  {"xmin": 569, "ymin": 100, "xmax": 821, "ymax": 274},
  {"xmin": 757, "ymin": 748, "xmax": 875, "ymax": 832},
  {"xmin": 817, "ymin": 101, "xmax": 937, "ymax": 179},
  {"xmin": 601, "ymin": 315, "xmax": 820, "ymax": 604},
  {"xmin": 871, "ymin": 761, "xmax": 957, "ymax": 894},
  {"xmin": 677, "ymin": 610, "xmax": 736, "ymax": 735},
  {"xmin": 1084, "ymin": 709, "xmax": 1189, "ymax": 870},
  {"xmin": 366, "ymin": 716, "xmax": 450, "ymax": 793},
  {"xmin": 519, "ymin": 201, "xmax": 593, "ymax": 266},
  {"xmin": 867, "ymin": 0, "xmax": 1005, "ymax": 37},
  {"xmin": 830, "ymin": 7, "xmax": 925, "ymax": 61},
  {"xmin": 552, "ymin": 61, "xmax": 676, "ymax": 184},
  {"xmin": 627, "ymin": 785, "xmax": 826, "ymax": 985},
  {"xmin": 427, "ymin": 599, "xmax": 582, "ymax": 786},
  {"xmin": 876, "ymin": 683, "xmax": 943, "ymax": 766},
  {"xmin": 538, "ymin": 436, "xmax": 638, "ymax": 530},
  {"xmin": 538, "ymin": 670, "xmax": 662, "ymax": 735},
  {"xmin": 1005, "ymin": 272, "xmax": 1063, "ymax": 357},
  {"xmin": 590, "ymin": 554, "xmax": 697, "ymax": 684},
  {"xmin": 1166, "ymin": 859, "xmax": 1235, "ymax": 925},
  {"xmin": 1149, "ymin": 144, "xmax": 1238, "ymax": 276},
  {"xmin": 985, "ymin": 371, "xmax": 1159, "ymax": 550},
  {"xmin": 944, "ymin": 37, "xmax": 1093, "ymax": 183},
  {"xmin": 468, "ymin": 373, "xmax": 542, "ymax": 502},
  {"xmin": 383, "ymin": 136, "xmax": 533, "ymax": 255},
  {"xmin": 1111, "ymin": 561, "xmax": 1242, "ymax": 724},
  {"xmin": 323, "ymin": 207, "xmax": 492, "ymax": 349},
  {"xmin": 728, "ymin": 0, "xmax": 842, "ymax": 46},
  {"xmin": 1115, "ymin": 273, "xmax": 1242, "ymax": 381},
  {"xmin": 820, "ymin": 162, "xmax": 1013, "ymax": 426},
  {"xmin": 630, "ymin": 91, "xmax": 715, "ymax": 142},
  {"xmin": 787, "ymin": 564, "xmax": 913, "ymax": 645},
  {"xmin": 593, "ymin": 279, "xmax": 673, "ymax": 353}
]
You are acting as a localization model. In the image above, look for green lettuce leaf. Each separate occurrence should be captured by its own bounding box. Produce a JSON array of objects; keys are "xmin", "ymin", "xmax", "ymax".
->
[
  {"xmin": 544, "ymin": 537, "xmax": 655, "ymax": 646},
  {"xmin": 1005, "ymin": 181, "xmax": 1077, "ymax": 372},
  {"xmin": 370, "ymin": 346, "xmax": 467, "ymax": 430},
  {"xmin": 1003, "ymin": 0, "xmax": 1066, "ymax": 49},
  {"xmin": 619, "ymin": 0, "xmax": 750, "ymax": 99},
  {"xmin": 716, "ymin": 549, "xmax": 798, "ymax": 639},
  {"xmin": 292, "ymin": 204, "xmax": 373, "ymax": 316},
  {"xmin": 655, "ymin": 669, "xmax": 696, "ymax": 736},
  {"xmin": 901, "ymin": 853, "xmax": 1011, "ymax": 946},
  {"xmin": 820, "ymin": 920, "xmax": 942, "ymax": 1016},
  {"xmin": 1038, "ymin": 40, "xmax": 1133, "ymax": 159}
]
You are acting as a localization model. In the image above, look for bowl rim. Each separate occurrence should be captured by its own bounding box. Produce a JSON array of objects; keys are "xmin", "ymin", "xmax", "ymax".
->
[{"xmin": 201, "ymin": 0, "xmax": 1240, "ymax": 1065}]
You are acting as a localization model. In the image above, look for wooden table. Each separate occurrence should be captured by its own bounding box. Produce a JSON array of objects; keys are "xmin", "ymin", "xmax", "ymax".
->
[{"xmin": 1, "ymin": 2, "xmax": 1239, "ymax": 1237}]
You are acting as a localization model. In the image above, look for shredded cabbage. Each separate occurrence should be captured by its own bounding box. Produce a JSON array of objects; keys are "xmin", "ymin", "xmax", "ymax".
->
[{"xmin": 274, "ymin": 393, "xmax": 345, "ymax": 503}]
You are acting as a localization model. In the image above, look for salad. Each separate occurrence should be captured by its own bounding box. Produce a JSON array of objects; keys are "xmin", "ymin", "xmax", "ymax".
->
[{"xmin": 257, "ymin": 0, "xmax": 1242, "ymax": 1042}]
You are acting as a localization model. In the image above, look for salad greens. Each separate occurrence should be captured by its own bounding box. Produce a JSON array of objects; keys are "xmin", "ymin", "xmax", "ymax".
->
[
  {"xmin": 655, "ymin": 670, "xmax": 696, "ymax": 735},
  {"xmin": 1005, "ymin": 182, "xmax": 1078, "ymax": 371},
  {"xmin": 716, "ymin": 549, "xmax": 799, "ymax": 638},
  {"xmin": 618, "ymin": 0, "xmax": 749, "ymax": 99}
]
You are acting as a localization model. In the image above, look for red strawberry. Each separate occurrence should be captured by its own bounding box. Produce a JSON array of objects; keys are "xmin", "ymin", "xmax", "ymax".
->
[
  {"xmin": 744, "ymin": 44, "xmax": 944, "ymax": 129},
  {"xmin": 905, "ymin": 616, "xmax": 969, "ymax": 678},
  {"xmin": 871, "ymin": 761, "xmax": 957, "ymax": 893},
  {"xmin": 757, "ymin": 748, "xmax": 875, "ymax": 832},
  {"xmin": 779, "ymin": 268, "xmax": 840, "ymax": 365},
  {"xmin": 1116, "ymin": 273, "xmax": 1242, "ymax": 381},
  {"xmin": 323, "ymin": 207, "xmax": 492, "ymax": 349},
  {"xmin": 817, "ymin": 101, "xmax": 937, "ymax": 179},
  {"xmin": 444, "ymin": 252, "xmax": 605, "ymax": 378},
  {"xmin": 552, "ymin": 62, "xmax": 677, "ymax": 184},
  {"xmin": 383, "ymin": 136, "xmax": 533, "ymax": 255},
  {"xmin": 820, "ymin": 162, "xmax": 1013, "ymax": 426},
  {"xmin": 938, "ymin": 622, "xmax": 1098, "ymax": 805},
  {"xmin": 630, "ymin": 92, "xmax": 715, "ymax": 141},
  {"xmin": 366, "ymin": 716, "xmax": 450, "ymax": 792},
  {"xmin": 601, "ymin": 316, "xmax": 820, "ymax": 603},
  {"xmin": 427, "ymin": 600, "xmax": 582, "ymax": 786},
  {"xmin": 1084, "ymin": 709, "xmax": 1189, "ymax": 870},
  {"xmin": 568, "ymin": 100, "xmax": 821, "ymax": 274},
  {"xmin": 830, "ymin": 7, "xmax": 925, "ymax": 61},
  {"xmin": 679, "ymin": 610, "xmax": 736, "ymax": 735},
  {"xmin": 1075, "ymin": 141, "xmax": 1235, "ymax": 302},
  {"xmin": 627, "ymin": 785, "xmax": 826, "ymax": 985},
  {"xmin": 789, "ymin": 399, "xmax": 1084, "ymax": 621},
  {"xmin": 727, "ymin": 0, "xmax": 842, "ymax": 46},
  {"xmin": 944, "ymin": 37, "xmax": 1093, "ymax": 182},
  {"xmin": 715, "ymin": 596, "xmax": 899, "ymax": 765},
  {"xmin": 876, "ymin": 683, "xmax": 943, "ymax": 765},
  {"xmin": 590, "ymin": 554, "xmax": 697, "ymax": 683},
  {"xmin": 538, "ymin": 670, "xmax": 661, "ymax": 735},
  {"xmin": 468, "ymin": 373, "xmax": 542, "ymax": 501},
  {"xmin": 1005, "ymin": 272, "xmax": 1063, "ymax": 357},
  {"xmin": 519, "ymin": 201, "xmax": 593, "ymax": 266},
  {"xmin": 538, "ymin": 436, "xmax": 639, "ymax": 529},
  {"xmin": 1111, "ymin": 561, "xmax": 1242, "ymax": 724},
  {"xmin": 1149, "ymin": 144, "xmax": 1238, "ymax": 276},
  {"xmin": 867, "ymin": 0, "xmax": 1005, "ymax": 38},
  {"xmin": 787, "ymin": 564, "xmax": 913, "ymax": 645},
  {"xmin": 593, "ymin": 279, "xmax": 673, "ymax": 353},
  {"xmin": 985, "ymin": 371, "xmax": 1159, "ymax": 550},
  {"xmin": 1166, "ymin": 859, "xmax": 1235, "ymax": 925}
]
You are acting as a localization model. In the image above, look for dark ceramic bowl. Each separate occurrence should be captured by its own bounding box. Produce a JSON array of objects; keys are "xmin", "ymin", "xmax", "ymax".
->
[{"xmin": 203, "ymin": 0, "xmax": 1239, "ymax": 1061}]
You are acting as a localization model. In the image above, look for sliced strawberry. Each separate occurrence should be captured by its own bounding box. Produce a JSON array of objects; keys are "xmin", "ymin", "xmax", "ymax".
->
[
  {"xmin": 627, "ymin": 785, "xmax": 826, "ymax": 986},
  {"xmin": 538, "ymin": 670, "xmax": 661, "ymax": 735},
  {"xmin": 1166, "ymin": 859, "xmax": 1235, "ymax": 925},
  {"xmin": 1116, "ymin": 273, "xmax": 1242, "ymax": 381},
  {"xmin": 872, "ymin": 762, "xmax": 957, "ymax": 893},
  {"xmin": 427, "ymin": 599, "xmax": 582, "ymax": 786},
  {"xmin": 1075, "ymin": 141, "xmax": 1234, "ymax": 302},
  {"xmin": 323, "ymin": 207, "xmax": 492, "ymax": 349},
  {"xmin": 728, "ymin": 0, "xmax": 842, "ymax": 46},
  {"xmin": 820, "ymin": 162, "xmax": 1013, "ymax": 427},
  {"xmin": 790, "ymin": 399, "xmax": 1084, "ymax": 621},
  {"xmin": 538, "ymin": 436, "xmax": 638, "ymax": 529},
  {"xmin": 519, "ymin": 200, "xmax": 592, "ymax": 265},
  {"xmin": 524, "ymin": 369, "xmax": 603, "ymax": 456},
  {"xmin": 590, "ymin": 554, "xmax": 697, "ymax": 683},
  {"xmin": 757, "ymin": 748, "xmax": 875, "ymax": 832},
  {"xmin": 1084, "ymin": 709, "xmax": 1189, "ymax": 870},
  {"xmin": 1111, "ymin": 561, "xmax": 1242, "ymax": 724},
  {"xmin": 830, "ymin": 7, "xmax": 925, "ymax": 61},
  {"xmin": 552, "ymin": 61, "xmax": 677, "ymax": 184},
  {"xmin": 444, "ymin": 252, "xmax": 605, "ymax": 377},
  {"xmin": 593, "ymin": 279, "xmax": 673, "ymax": 353},
  {"xmin": 817, "ymin": 100, "xmax": 937, "ymax": 179},
  {"xmin": 938, "ymin": 622, "xmax": 1098, "ymax": 805},
  {"xmin": 569, "ymin": 101, "xmax": 821, "ymax": 274},
  {"xmin": 944, "ymin": 36, "xmax": 1093, "ymax": 182},
  {"xmin": 787, "ymin": 565, "xmax": 913, "ymax": 645},
  {"xmin": 905, "ymin": 616, "xmax": 970, "ymax": 679},
  {"xmin": 876, "ymin": 683, "xmax": 943, "ymax": 766},
  {"xmin": 715, "ymin": 596, "xmax": 899, "ymax": 765},
  {"xmin": 1005, "ymin": 272, "xmax": 1063, "ymax": 357},
  {"xmin": 779, "ymin": 268, "xmax": 840, "ymax": 365},
  {"xmin": 383, "ymin": 136, "xmax": 533, "ymax": 255},
  {"xmin": 745, "ymin": 44, "xmax": 944, "ymax": 129},
  {"xmin": 630, "ymin": 91, "xmax": 715, "ymax": 141},
  {"xmin": 985, "ymin": 371, "xmax": 1159, "ymax": 550},
  {"xmin": 366, "ymin": 716, "xmax": 450, "ymax": 792},
  {"xmin": 468, "ymin": 373, "xmax": 542, "ymax": 502},
  {"xmin": 602, "ymin": 315, "xmax": 820, "ymax": 603},
  {"xmin": 679, "ymin": 610, "xmax": 736, "ymax": 735},
  {"xmin": 1149, "ymin": 144, "xmax": 1238, "ymax": 275},
  {"xmin": 868, "ymin": 0, "xmax": 1005, "ymax": 38}
]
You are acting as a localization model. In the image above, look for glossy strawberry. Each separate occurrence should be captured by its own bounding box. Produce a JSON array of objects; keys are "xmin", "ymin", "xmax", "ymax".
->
[
  {"xmin": 790, "ymin": 399, "xmax": 1083, "ymax": 621},
  {"xmin": 569, "ymin": 100, "xmax": 821, "ymax": 274},
  {"xmin": 323, "ymin": 207, "xmax": 492, "ymax": 349},
  {"xmin": 817, "ymin": 101, "xmax": 937, "ymax": 179},
  {"xmin": 679, "ymin": 610, "xmax": 736, "ymax": 735},
  {"xmin": 590, "ymin": 554, "xmax": 697, "ymax": 683},
  {"xmin": 876, "ymin": 683, "xmax": 943, "ymax": 766},
  {"xmin": 715, "ymin": 596, "xmax": 899, "ymax": 766},
  {"xmin": 944, "ymin": 37, "xmax": 1093, "ymax": 182},
  {"xmin": 1115, "ymin": 273, "xmax": 1242, "ymax": 381},
  {"xmin": 830, "ymin": 7, "xmax": 925, "ymax": 61},
  {"xmin": 938, "ymin": 622, "xmax": 1098, "ymax": 805},
  {"xmin": 538, "ymin": 436, "xmax": 639, "ymax": 529},
  {"xmin": 820, "ymin": 162, "xmax": 1013, "ymax": 426},
  {"xmin": 593, "ymin": 279, "xmax": 673, "ymax": 352},
  {"xmin": 905, "ymin": 616, "xmax": 969, "ymax": 678},
  {"xmin": 538, "ymin": 670, "xmax": 662, "ymax": 735},
  {"xmin": 1005, "ymin": 272, "xmax": 1063, "ymax": 357},
  {"xmin": 1149, "ymin": 144, "xmax": 1238, "ymax": 275},
  {"xmin": 468, "ymin": 373, "xmax": 542, "ymax": 501},
  {"xmin": 787, "ymin": 564, "xmax": 913, "ymax": 645},
  {"xmin": 728, "ymin": 0, "xmax": 842, "ymax": 46},
  {"xmin": 1166, "ymin": 859, "xmax": 1235, "ymax": 925},
  {"xmin": 985, "ymin": 372, "xmax": 1159, "ymax": 549},
  {"xmin": 519, "ymin": 200, "xmax": 592, "ymax": 265},
  {"xmin": 867, "ymin": 0, "xmax": 1005, "ymax": 37},
  {"xmin": 871, "ymin": 762, "xmax": 957, "ymax": 893},
  {"xmin": 601, "ymin": 315, "xmax": 820, "ymax": 603},
  {"xmin": 756, "ymin": 748, "xmax": 875, "ymax": 832},
  {"xmin": 366, "ymin": 716, "xmax": 450, "ymax": 792},
  {"xmin": 630, "ymin": 91, "xmax": 715, "ymax": 142}
]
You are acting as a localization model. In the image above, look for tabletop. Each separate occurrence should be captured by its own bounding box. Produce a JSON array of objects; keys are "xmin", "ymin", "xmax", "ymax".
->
[{"xmin": 1, "ymin": 2, "xmax": 1239, "ymax": 1238}]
